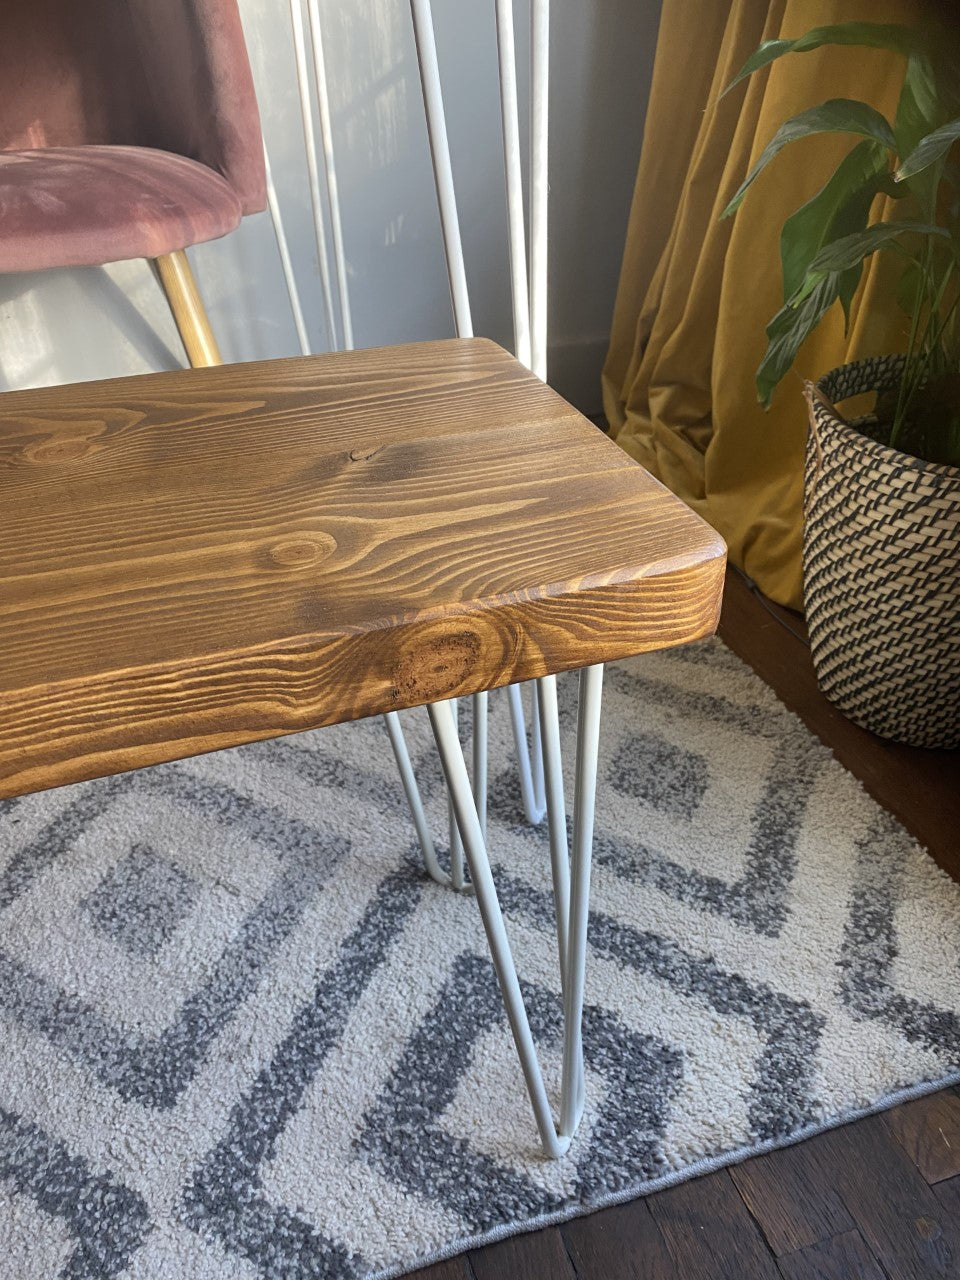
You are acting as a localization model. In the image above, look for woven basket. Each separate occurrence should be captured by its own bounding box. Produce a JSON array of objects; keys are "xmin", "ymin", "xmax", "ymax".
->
[{"xmin": 803, "ymin": 357, "xmax": 960, "ymax": 749}]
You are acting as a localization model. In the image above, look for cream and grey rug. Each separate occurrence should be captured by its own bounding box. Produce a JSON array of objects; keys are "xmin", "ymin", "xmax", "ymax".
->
[{"xmin": 1, "ymin": 639, "xmax": 959, "ymax": 1279}]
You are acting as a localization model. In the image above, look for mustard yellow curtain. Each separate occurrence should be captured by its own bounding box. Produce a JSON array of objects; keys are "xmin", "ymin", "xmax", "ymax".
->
[{"xmin": 603, "ymin": 0, "xmax": 914, "ymax": 609}]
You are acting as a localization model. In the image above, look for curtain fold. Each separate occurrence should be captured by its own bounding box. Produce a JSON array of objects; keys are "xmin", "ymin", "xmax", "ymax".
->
[{"xmin": 603, "ymin": 0, "xmax": 914, "ymax": 608}]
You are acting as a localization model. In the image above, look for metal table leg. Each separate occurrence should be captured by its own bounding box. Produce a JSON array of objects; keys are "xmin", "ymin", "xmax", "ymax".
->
[{"xmin": 427, "ymin": 664, "xmax": 603, "ymax": 1157}]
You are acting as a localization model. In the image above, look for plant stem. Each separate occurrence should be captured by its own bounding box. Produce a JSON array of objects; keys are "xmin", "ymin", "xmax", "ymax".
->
[
  {"xmin": 891, "ymin": 283, "xmax": 960, "ymax": 453},
  {"xmin": 892, "ymin": 243, "xmax": 930, "ymax": 446}
]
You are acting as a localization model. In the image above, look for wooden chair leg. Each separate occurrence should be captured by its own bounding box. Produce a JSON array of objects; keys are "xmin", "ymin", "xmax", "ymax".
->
[{"xmin": 154, "ymin": 249, "xmax": 222, "ymax": 368}]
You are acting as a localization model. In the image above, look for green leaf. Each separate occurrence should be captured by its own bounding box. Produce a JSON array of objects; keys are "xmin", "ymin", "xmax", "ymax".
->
[
  {"xmin": 723, "ymin": 39, "xmax": 796, "ymax": 95},
  {"xmin": 895, "ymin": 55, "xmax": 939, "ymax": 153},
  {"xmin": 876, "ymin": 171, "xmax": 910, "ymax": 198},
  {"xmin": 894, "ymin": 55, "xmax": 945, "ymax": 215},
  {"xmin": 833, "ymin": 187, "xmax": 885, "ymax": 329},
  {"xmin": 757, "ymin": 272, "xmax": 849, "ymax": 405},
  {"xmin": 836, "ymin": 261, "xmax": 864, "ymax": 329},
  {"xmin": 930, "ymin": 41, "xmax": 960, "ymax": 121},
  {"xmin": 801, "ymin": 220, "xmax": 947, "ymax": 281},
  {"xmin": 896, "ymin": 257, "xmax": 923, "ymax": 315},
  {"xmin": 779, "ymin": 140, "xmax": 888, "ymax": 300},
  {"xmin": 724, "ymin": 23, "xmax": 923, "ymax": 97},
  {"xmin": 895, "ymin": 235, "xmax": 960, "ymax": 317},
  {"xmin": 896, "ymin": 117, "xmax": 960, "ymax": 181},
  {"xmin": 721, "ymin": 100, "xmax": 896, "ymax": 218}
]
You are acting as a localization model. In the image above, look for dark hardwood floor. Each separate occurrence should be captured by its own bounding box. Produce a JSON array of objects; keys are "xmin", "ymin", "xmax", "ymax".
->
[{"xmin": 408, "ymin": 567, "xmax": 960, "ymax": 1280}]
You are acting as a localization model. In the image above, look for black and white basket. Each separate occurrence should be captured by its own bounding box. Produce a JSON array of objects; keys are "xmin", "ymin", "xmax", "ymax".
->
[{"xmin": 803, "ymin": 357, "xmax": 960, "ymax": 749}]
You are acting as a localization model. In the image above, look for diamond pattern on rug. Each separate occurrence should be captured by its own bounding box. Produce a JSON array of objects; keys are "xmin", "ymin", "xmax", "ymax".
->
[
  {"xmin": 0, "ymin": 1108, "xmax": 150, "ymax": 1279},
  {"xmin": 0, "ymin": 639, "xmax": 958, "ymax": 1280},
  {"xmin": 609, "ymin": 731, "xmax": 707, "ymax": 818},
  {"xmin": 83, "ymin": 845, "xmax": 196, "ymax": 958}
]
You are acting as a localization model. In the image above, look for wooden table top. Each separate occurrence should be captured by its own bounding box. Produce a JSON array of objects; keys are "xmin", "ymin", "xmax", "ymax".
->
[{"xmin": 0, "ymin": 338, "xmax": 725, "ymax": 798}]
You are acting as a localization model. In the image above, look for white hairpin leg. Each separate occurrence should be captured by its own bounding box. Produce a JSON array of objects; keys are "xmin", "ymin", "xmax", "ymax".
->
[
  {"xmin": 288, "ymin": 0, "xmax": 339, "ymax": 349},
  {"xmin": 409, "ymin": 0, "xmax": 545, "ymax": 859},
  {"xmin": 285, "ymin": 0, "xmax": 445, "ymax": 878},
  {"xmin": 529, "ymin": 0, "xmax": 549, "ymax": 384},
  {"xmin": 410, "ymin": 0, "xmax": 473, "ymax": 338},
  {"xmin": 561, "ymin": 662, "xmax": 601, "ymax": 1134},
  {"xmin": 536, "ymin": 675, "xmax": 569, "ymax": 987},
  {"xmin": 264, "ymin": 149, "xmax": 312, "ymax": 357},
  {"xmin": 384, "ymin": 710, "xmax": 448, "ymax": 888},
  {"xmin": 473, "ymin": 690, "xmax": 488, "ymax": 839},
  {"xmin": 499, "ymin": 0, "xmax": 552, "ymax": 819},
  {"xmin": 297, "ymin": 0, "xmax": 457, "ymax": 886},
  {"xmin": 495, "ymin": 0, "xmax": 531, "ymax": 370},
  {"xmin": 384, "ymin": 704, "xmax": 476, "ymax": 897},
  {"xmin": 273, "ymin": 0, "xmax": 503, "ymax": 890},
  {"xmin": 507, "ymin": 684, "xmax": 547, "ymax": 825},
  {"xmin": 494, "ymin": 0, "xmax": 549, "ymax": 821},
  {"xmin": 306, "ymin": 0, "xmax": 354, "ymax": 350},
  {"xmin": 448, "ymin": 699, "xmax": 465, "ymax": 891},
  {"xmin": 446, "ymin": 691, "xmax": 490, "ymax": 890},
  {"xmin": 427, "ymin": 664, "xmax": 603, "ymax": 1157}
]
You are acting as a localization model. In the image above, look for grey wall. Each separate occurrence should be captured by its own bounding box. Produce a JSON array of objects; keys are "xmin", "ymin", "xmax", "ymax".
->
[{"xmin": 0, "ymin": 0, "xmax": 659, "ymax": 411}]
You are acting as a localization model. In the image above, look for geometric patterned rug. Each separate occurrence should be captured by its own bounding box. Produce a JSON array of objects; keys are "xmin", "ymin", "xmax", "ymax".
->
[{"xmin": 1, "ymin": 638, "xmax": 958, "ymax": 1279}]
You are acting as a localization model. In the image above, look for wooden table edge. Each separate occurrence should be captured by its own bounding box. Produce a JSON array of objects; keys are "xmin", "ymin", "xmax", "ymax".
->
[{"xmin": 0, "ymin": 548, "xmax": 726, "ymax": 800}]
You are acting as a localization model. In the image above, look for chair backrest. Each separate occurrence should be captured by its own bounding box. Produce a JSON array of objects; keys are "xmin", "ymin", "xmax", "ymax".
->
[
  {"xmin": 0, "ymin": 1, "xmax": 147, "ymax": 152},
  {"xmin": 0, "ymin": 0, "xmax": 265, "ymax": 214}
]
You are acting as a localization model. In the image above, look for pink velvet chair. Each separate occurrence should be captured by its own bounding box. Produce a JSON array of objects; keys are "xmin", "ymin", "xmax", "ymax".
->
[{"xmin": 0, "ymin": 0, "xmax": 267, "ymax": 366}]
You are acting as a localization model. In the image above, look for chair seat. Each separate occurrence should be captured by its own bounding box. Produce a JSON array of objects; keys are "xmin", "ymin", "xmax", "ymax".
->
[
  {"xmin": 0, "ymin": 339, "xmax": 726, "ymax": 798},
  {"xmin": 0, "ymin": 146, "xmax": 243, "ymax": 272}
]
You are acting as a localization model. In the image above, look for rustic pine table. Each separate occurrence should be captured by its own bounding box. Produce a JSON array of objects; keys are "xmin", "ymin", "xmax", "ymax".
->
[{"xmin": 0, "ymin": 338, "xmax": 725, "ymax": 1155}]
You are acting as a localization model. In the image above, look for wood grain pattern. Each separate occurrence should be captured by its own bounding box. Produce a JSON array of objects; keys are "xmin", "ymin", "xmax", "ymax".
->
[
  {"xmin": 729, "ymin": 1099, "xmax": 960, "ymax": 1277},
  {"xmin": 0, "ymin": 339, "xmax": 725, "ymax": 798},
  {"xmin": 403, "ymin": 1257, "xmax": 475, "ymax": 1280},
  {"xmin": 561, "ymin": 1198, "xmax": 675, "ymax": 1279},
  {"xmin": 809, "ymin": 1116, "xmax": 960, "ymax": 1279},
  {"xmin": 885, "ymin": 1090, "xmax": 960, "ymax": 1184},
  {"xmin": 155, "ymin": 249, "xmax": 223, "ymax": 368},
  {"xmin": 730, "ymin": 1139, "xmax": 856, "ymax": 1255},
  {"xmin": 647, "ymin": 1170, "xmax": 782, "ymax": 1279},
  {"xmin": 933, "ymin": 1170, "xmax": 960, "ymax": 1218},
  {"xmin": 777, "ymin": 1230, "xmax": 887, "ymax": 1280},
  {"xmin": 468, "ymin": 1227, "xmax": 577, "ymax": 1280}
]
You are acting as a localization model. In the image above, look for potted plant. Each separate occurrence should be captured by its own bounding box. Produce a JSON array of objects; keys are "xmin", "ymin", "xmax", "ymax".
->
[{"xmin": 721, "ymin": 20, "xmax": 960, "ymax": 748}]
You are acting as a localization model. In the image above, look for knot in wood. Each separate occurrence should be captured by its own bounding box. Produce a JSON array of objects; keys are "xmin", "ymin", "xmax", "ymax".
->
[
  {"xmin": 348, "ymin": 445, "xmax": 381, "ymax": 462},
  {"xmin": 392, "ymin": 628, "xmax": 483, "ymax": 703},
  {"xmin": 913, "ymin": 1216, "xmax": 942, "ymax": 1242},
  {"xmin": 25, "ymin": 437, "xmax": 95, "ymax": 464},
  {"xmin": 268, "ymin": 534, "xmax": 337, "ymax": 569}
]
